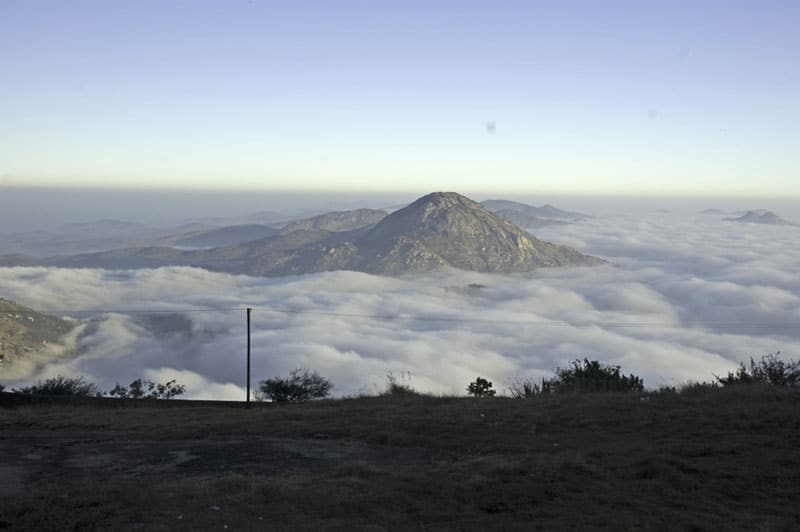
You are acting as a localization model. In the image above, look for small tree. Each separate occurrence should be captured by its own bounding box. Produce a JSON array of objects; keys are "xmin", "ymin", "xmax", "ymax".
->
[
  {"xmin": 107, "ymin": 378, "xmax": 186, "ymax": 399},
  {"xmin": 14, "ymin": 375, "xmax": 101, "ymax": 397},
  {"xmin": 715, "ymin": 353, "xmax": 799, "ymax": 387},
  {"xmin": 255, "ymin": 368, "xmax": 332, "ymax": 403},
  {"xmin": 467, "ymin": 377, "xmax": 496, "ymax": 397},
  {"xmin": 548, "ymin": 359, "xmax": 644, "ymax": 393}
]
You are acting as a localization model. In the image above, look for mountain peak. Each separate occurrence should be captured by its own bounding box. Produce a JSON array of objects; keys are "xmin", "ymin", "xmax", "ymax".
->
[
  {"xmin": 413, "ymin": 191, "xmax": 473, "ymax": 204},
  {"xmin": 350, "ymin": 192, "xmax": 604, "ymax": 274},
  {"xmin": 402, "ymin": 192, "xmax": 479, "ymax": 216}
]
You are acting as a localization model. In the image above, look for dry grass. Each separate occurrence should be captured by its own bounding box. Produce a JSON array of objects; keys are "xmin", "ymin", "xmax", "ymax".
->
[{"xmin": 1, "ymin": 387, "xmax": 799, "ymax": 531}]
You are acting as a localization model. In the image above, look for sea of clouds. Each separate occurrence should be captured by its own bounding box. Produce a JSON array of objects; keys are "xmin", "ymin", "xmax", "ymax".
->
[{"xmin": 2, "ymin": 210, "xmax": 799, "ymax": 399}]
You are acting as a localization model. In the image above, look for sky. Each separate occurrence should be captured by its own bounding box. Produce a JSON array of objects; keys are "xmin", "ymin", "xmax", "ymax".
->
[{"xmin": 1, "ymin": 0, "xmax": 798, "ymax": 195}]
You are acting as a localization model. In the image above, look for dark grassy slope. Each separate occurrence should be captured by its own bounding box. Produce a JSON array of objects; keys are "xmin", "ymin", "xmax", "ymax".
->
[{"xmin": 1, "ymin": 388, "xmax": 799, "ymax": 531}]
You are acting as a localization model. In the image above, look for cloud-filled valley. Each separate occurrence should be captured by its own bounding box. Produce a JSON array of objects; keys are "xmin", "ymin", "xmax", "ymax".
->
[{"xmin": 2, "ymin": 210, "xmax": 799, "ymax": 399}]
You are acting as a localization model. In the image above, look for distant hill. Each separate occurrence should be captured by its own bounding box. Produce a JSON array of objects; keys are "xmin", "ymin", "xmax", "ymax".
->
[
  {"xmin": 173, "ymin": 224, "xmax": 280, "ymax": 248},
  {"xmin": 280, "ymin": 209, "xmax": 387, "ymax": 234},
  {"xmin": 46, "ymin": 192, "xmax": 604, "ymax": 276},
  {"xmin": 0, "ymin": 298, "xmax": 73, "ymax": 365},
  {"xmin": 491, "ymin": 209, "xmax": 569, "ymax": 230},
  {"xmin": 480, "ymin": 200, "xmax": 590, "ymax": 223},
  {"xmin": 0, "ymin": 254, "xmax": 37, "ymax": 267},
  {"xmin": 724, "ymin": 210, "xmax": 796, "ymax": 226},
  {"xmin": 0, "ymin": 218, "xmax": 238, "ymax": 257},
  {"xmin": 700, "ymin": 209, "xmax": 745, "ymax": 216},
  {"xmin": 162, "ymin": 210, "xmax": 386, "ymax": 249},
  {"xmin": 60, "ymin": 219, "xmax": 156, "ymax": 238}
]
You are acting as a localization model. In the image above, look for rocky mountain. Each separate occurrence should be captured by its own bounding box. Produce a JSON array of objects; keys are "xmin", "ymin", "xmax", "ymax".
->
[
  {"xmin": 313, "ymin": 192, "xmax": 603, "ymax": 274},
  {"xmin": 280, "ymin": 209, "xmax": 387, "ymax": 234},
  {"xmin": 724, "ymin": 210, "xmax": 796, "ymax": 226},
  {"xmin": 480, "ymin": 199, "xmax": 590, "ymax": 223},
  {"xmin": 0, "ymin": 298, "xmax": 73, "ymax": 365},
  {"xmin": 45, "ymin": 192, "xmax": 605, "ymax": 276}
]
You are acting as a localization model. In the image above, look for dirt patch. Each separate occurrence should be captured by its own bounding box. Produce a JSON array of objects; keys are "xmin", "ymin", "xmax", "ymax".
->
[{"xmin": 0, "ymin": 430, "xmax": 443, "ymax": 494}]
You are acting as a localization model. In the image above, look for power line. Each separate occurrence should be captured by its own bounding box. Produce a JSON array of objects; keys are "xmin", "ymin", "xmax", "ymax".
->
[
  {"xmin": 26, "ymin": 305, "xmax": 798, "ymax": 330},
  {"xmin": 41, "ymin": 307, "xmax": 246, "ymax": 315},
  {"xmin": 252, "ymin": 307, "xmax": 798, "ymax": 330}
]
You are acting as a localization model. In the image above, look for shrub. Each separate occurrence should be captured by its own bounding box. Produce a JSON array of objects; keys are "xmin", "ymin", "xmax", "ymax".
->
[
  {"xmin": 107, "ymin": 378, "xmax": 186, "ymax": 399},
  {"xmin": 548, "ymin": 359, "xmax": 644, "ymax": 393},
  {"xmin": 508, "ymin": 377, "xmax": 552, "ymax": 398},
  {"xmin": 383, "ymin": 371, "xmax": 416, "ymax": 396},
  {"xmin": 255, "ymin": 368, "xmax": 332, "ymax": 403},
  {"xmin": 467, "ymin": 377, "xmax": 496, "ymax": 397},
  {"xmin": 715, "ymin": 353, "xmax": 799, "ymax": 387},
  {"xmin": 13, "ymin": 375, "xmax": 101, "ymax": 397}
]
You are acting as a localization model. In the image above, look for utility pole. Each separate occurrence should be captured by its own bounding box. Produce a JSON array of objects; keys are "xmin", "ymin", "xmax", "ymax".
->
[{"xmin": 246, "ymin": 307, "xmax": 252, "ymax": 408}]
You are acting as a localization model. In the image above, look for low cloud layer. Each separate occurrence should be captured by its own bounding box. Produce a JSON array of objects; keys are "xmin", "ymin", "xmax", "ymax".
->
[{"xmin": 2, "ymin": 212, "xmax": 799, "ymax": 399}]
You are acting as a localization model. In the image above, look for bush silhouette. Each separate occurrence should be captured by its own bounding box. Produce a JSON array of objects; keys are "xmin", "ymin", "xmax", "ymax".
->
[
  {"xmin": 548, "ymin": 359, "xmax": 643, "ymax": 393},
  {"xmin": 715, "ymin": 353, "xmax": 799, "ymax": 387},
  {"xmin": 256, "ymin": 368, "xmax": 332, "ymax": 403},
  {"xmin": 508, "ymin": 377, "xmax": 552, "ymax": 398},
  {"xmin": 467, "ymin": 377, "xmax": 496, "ymax": 397},
  {"xmin": 383, "ymin": 371, "xmax": 417, "ymax": 396},
  {"xmin": 107, "ymin": 378, "xmax": 186, "ymax": 399},
  {"xmin": 14, "ymin": 375, "xmax": 101, "ymax": 397}
]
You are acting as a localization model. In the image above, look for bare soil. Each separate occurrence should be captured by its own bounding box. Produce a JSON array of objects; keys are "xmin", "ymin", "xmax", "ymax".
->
[{"xmin": 0, "ymin": 430, "xmax": 438, "ymax": 495}]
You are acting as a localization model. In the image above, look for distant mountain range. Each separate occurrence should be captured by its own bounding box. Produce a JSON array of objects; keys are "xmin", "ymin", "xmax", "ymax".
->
[
  {"xmin": 0, "ymin": 298, "xmax": 73, "ymax": 365},
  {"xmin": 480, "ymin": 199, "xmax": 590, "ymax": 229},
  {"xmin": 39, "ymin": 192, "xmax": 604, "ymax": 276},
  {"xmin": 724, "ymin": 210, "xmax": 796, "ymax": 226}
]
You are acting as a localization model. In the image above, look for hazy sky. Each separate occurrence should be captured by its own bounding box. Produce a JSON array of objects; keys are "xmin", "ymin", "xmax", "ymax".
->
[{"xmin": 1, "ymin": 1, "xmax": 798, "ymax": 195}]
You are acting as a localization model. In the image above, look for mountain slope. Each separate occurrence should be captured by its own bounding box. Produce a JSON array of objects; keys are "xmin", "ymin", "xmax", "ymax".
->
[{"xmin": 0, "ymin": 298, "xmax": 73, "ymax": 364}]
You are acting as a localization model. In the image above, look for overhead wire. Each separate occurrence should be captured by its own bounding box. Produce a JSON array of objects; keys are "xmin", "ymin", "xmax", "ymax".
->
[{"xmin": 19, "ymin": 304, "xmax": 798, "ymax": 330}]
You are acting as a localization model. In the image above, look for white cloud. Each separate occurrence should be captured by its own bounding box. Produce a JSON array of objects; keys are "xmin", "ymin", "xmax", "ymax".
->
[{"xmin": 2, "ymin": 211, "xmax": 800, "ymax": 397}]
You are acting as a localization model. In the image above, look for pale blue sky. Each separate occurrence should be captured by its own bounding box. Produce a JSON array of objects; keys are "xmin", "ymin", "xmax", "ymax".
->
[{"xmin": 1, "ymin": 0, "xmax": 798, "ymax": 195}]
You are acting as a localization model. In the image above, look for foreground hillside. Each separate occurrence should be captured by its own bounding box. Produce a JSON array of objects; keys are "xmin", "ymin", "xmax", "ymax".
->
[
  {"xmin": 1, "ymin": 387, "xmax": 799, "ymax": 531},
  {"xmin": 0, "ymin": 298, "xmax": 73, "ymax": 365}
]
